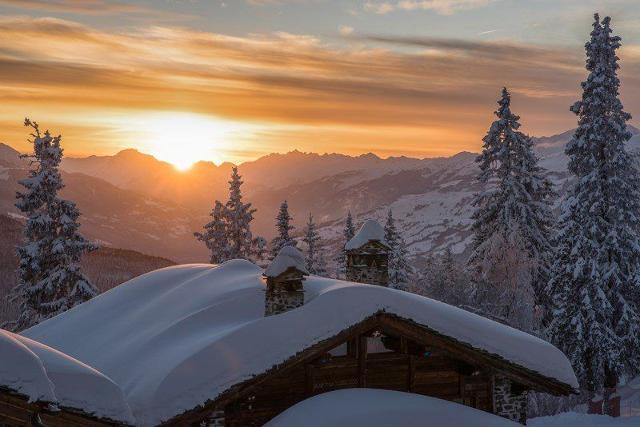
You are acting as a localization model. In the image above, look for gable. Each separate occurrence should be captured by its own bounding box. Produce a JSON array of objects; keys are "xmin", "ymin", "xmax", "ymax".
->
[{"xmin": 166, "ymin": 312, "xmax": 574, "ymax": 425}]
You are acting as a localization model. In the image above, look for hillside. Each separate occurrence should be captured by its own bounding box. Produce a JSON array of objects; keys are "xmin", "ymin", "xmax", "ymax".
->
[{"xmin": 0, "ymin": 214, "xmax": 175, "ymax": 323}]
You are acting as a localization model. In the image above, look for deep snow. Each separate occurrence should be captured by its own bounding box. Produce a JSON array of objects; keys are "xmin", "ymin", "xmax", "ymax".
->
[
  {"xmin": 266, "ymin": 388, "xmax": 519, "ymax": 427},
  {"xmin": 22, "ymin": 260, "xmax": 576, "ymax": 425},
  {"xmin": 0, "ymin": 329, "xmax": 133, "ymax": 424}
]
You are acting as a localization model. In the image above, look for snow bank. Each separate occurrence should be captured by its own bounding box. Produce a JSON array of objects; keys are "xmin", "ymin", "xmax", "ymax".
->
[
  {"xmin": 266, "ymin": 389, "xmax": 519, "ymax": 427},
  {"xmin": 24, "ymin": 260, "xmax": 577, "ymax": 426},
  {"xmin": 265, "ymin": 246, "xmax": 308, "ymax": 277},
  {"xmin": 530, "ymin": 412, "xmax": 640, "ymax": 427},
  {"xmin": 0, "ymin": 329, "xmax": 133, "ymax": 424},
  {"xmin": 345, "ymin": 219, "xmax": 387, "ymax": 250}
]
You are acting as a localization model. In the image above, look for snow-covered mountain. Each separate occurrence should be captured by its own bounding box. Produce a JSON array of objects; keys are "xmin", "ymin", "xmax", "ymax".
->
[{"xmin": 2, "ymin": 126, "xmax": 639, "ymax": 265}]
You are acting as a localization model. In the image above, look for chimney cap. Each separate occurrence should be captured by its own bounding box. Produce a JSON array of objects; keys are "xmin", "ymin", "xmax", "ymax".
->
[{"xmin": 264, "ymin": 246, "xmax": 309, "ymax": 278}]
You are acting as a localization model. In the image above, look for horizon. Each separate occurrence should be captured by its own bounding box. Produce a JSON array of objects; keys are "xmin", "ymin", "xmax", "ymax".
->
[{"xmin": 1, "ymin": 1, "xmax": 640, "ymax": 169}]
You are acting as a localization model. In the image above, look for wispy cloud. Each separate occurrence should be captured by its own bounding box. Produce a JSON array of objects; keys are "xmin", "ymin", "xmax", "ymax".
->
[
  {"xmin": 0, "ymin": 15, "xmax": 638, "ymax": 159},
  {"xmin": 364, "ymin": 0, "xmax": 497, "ymax": 15},
  {"xmin": 0, "ymin": 0, "xmax": 152, "ymax": 15}
]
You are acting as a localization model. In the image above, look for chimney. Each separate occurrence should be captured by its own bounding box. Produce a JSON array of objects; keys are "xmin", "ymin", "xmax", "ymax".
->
[
  {"xmin": 263, "ymin": 246, "xmax": 308, "ymax": 316},
  {"xmin": 345, "ymin": 219, "xmax": 390, "ymax": 286}
]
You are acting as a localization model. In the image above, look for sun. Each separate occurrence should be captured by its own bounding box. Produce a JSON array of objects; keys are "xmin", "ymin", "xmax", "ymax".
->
[{"xmin": 129, "ymin": 112, "xmax": 241, "ymax": 170}]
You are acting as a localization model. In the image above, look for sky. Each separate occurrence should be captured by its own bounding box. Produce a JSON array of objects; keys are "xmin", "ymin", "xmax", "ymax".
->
[{"xmin": 1, "ymin": 0, "xmax": 640, "ymax": 168}]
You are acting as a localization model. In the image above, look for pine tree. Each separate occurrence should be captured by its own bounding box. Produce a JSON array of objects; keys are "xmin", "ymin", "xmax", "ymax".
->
[
  {"xmin": 384, "ymin": 210, "xmax": 413, "ymax": 289},
  {"xmin": 270, "ymin": 200, "xmax": 297, "ymax": 259},
  {"xmin": 415, "ymin": 248, "xmax": 472, "ymax": 309},
  {"xmin": 548, "ymin": 15, "xmax": 640, "ymax": 393},
  {"xmin": 467, "ymin": 87, "xmax": 554, "ymax": 329},
  {"xmin": 225, "ymin": 166, "xmax": 259, "ymax": 261},
  {"xmin": 7, "ymin": 119, "xmax": 97, "ymax": 331},
  {"xmin": 334, "ymin": 210, "xmax": 356, "ymax": 279},
  {"xmin": 303, "ymin": 213, "xmax": 326, "ymax": 275},
  {"xmin": 194, "ymin": 200, "xmax": 229, "ymax": 264}
]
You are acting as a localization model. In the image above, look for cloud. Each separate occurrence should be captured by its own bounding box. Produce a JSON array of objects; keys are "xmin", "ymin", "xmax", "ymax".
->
[
  {"xmin": 339, "ymin": 25, "xmax": 354, "ymax": 36},
  {"xmin": 0, "ymin": 0, "xmax": 152, "ymax": 15},
  {"xmin": 1, "ymin": 15, "xmax": 639, "ymax": 159},
  {"xmin": 364, "ymin": 0, "xmax": 497, "ymax": 15}
]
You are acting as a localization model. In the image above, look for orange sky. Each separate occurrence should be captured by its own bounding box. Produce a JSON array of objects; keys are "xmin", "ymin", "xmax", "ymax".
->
[{"xmin": 1, "ymin": 3, "xmax": 640, "ymax": 167}]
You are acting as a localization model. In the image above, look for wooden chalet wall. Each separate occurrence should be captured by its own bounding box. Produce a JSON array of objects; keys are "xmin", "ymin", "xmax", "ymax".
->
[
  {"xmin": 0, "ymin": 388, "xmax": 125, "ymax": 427},
  {"xmin": 212, "ymin": 322, "xmax": 493, "ymax": 426}
]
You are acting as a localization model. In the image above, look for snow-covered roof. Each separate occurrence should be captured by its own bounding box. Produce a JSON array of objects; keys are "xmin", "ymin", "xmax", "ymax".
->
[
  {"xmin": 345, "ymin": 219, "xmax": 388, "ymax": 250},
  {"xmin": 264, "ymin": 245, "xmax": 308, "ymax": 277},
  {"xmin": 0, "ymin": 329, "xmax": 133, "ymax": 424},
  {"xmin": 23, "ymin": 260, "xmax": 577, "ymax": 426},
  {"xmin": 266, "ymin": 388, "xmax": 519, "ymax": 427}
]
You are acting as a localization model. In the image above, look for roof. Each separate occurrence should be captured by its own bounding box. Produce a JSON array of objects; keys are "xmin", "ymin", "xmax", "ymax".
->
[
  {"xmin": 0, "ymin": 329, "xmax": 133, "ymax": 424},
  {"xmin": 266, "ymin": 388, "xmax": 519, "ymax": 427},
  {"xmin": 22, "ymin": 260, "xmax": 578, "ymax": 426},
  {"xmin": 345, "ymin": 219, "xmax": 389, "ymax": 250},
  {"xmin": 264, "ymin": 245, "xmax": 308, "ymax": 277}
]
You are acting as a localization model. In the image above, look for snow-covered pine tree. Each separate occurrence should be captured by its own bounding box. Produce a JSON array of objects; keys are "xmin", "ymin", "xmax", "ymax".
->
[
  {"xmin": 415, "ymin": 248, "xmax": 472, "ymax": 309},
  {"xmin": 194, "ymin": 200, "xmax": 229, "ymax": 264},
  {"xmin": 8, "ymin": 119, "xmax": 97, "ymax": 331},
  {"xmin": 384, "ymin": 210, "xmax": 413, "ymax": 289},
  {"xmin": 270, "ymin": 200, "xmax": 297, "ymax": 259},
  {"xmin": 548, "ymin": 15, "xmax": 640, "ymax": 393},
  {"xmin": 302, "ymin": 213, "xmax": 326, "ymax": 275},
  {"xmin": 225, "ymin": 166, "xmax": 259, "ymax": 261},
  {"xmin": 467, "ymin": 87, "xmax": 554, "ymax": 330},
  {"xmin": 334, "ymin": 210, "xmax": 355, "ymax": 279}
]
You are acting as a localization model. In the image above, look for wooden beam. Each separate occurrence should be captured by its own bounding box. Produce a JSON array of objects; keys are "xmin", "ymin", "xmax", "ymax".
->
[
  {"xmin": 407, "ymin": 356, "xmax": 415, "ymax": 392},
  {"xmin": 377, "ymin": 315, "xmax": 574, "ymax": 396},
  {"xmin": 358, "ymin": 334, "xmax": 368, "ymax": 387},
  {"xmin": 400, "ymin": 336, "xmax": 408, "ymax": 354}
]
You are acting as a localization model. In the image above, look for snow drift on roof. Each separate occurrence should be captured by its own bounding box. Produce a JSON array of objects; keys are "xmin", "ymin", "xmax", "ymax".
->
[
  {"xmin": 266, "ymin": 388, "xmax": 519, "ymax": 427},
  {"xmin": 23, "ymin": 260, "xmax": 577, "ymax": 426},
  {"xmin": 264, "ymin": 245, "xmax": 308, "ymax": 277},
  {"xmin": 0, "ymin": 329, "xmax": 133, "ymax": 424},
  {"xmin": 345, "ymin": 219, "xmax": 388, "ymax": 250}
]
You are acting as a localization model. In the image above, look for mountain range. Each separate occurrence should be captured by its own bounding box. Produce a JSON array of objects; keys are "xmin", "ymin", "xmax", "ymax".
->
[{"xmin": 1, "ymin": 126, "xmax": 639, "ymax": 266}]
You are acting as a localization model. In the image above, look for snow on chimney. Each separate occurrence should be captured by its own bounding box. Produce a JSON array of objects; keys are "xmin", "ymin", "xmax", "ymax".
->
[
  {"xmin": 345, "ymin": 219, "xmax": 390, "ymax": 286},
  {"xmin": 263, "ymin": 246, "xmax": 308, "ymax": 316}
]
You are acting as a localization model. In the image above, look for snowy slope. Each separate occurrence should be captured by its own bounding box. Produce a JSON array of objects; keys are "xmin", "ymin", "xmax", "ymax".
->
[
  {"xmin": 0, "ymin": 329, "xmax": 133, "ymax": 424},
  {"xmin": 24, "ymin": 261, "xmax": 576, "ymax": 426},
  {"xmin": 266, "ymin": 389, "xmax": 519, "ymax": 427}
]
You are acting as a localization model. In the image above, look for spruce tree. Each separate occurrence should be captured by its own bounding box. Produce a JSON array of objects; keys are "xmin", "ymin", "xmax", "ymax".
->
[
  {"xmin": 334, "ymin": 211, "xmax": 356, "ymax": 279},
  {"xmin": 303, "ymin": 213, "xmax": 326, "ymax": 275},
  {"xmin": 225, "ymin": 166, "xmax": 258, "ymax": 260},
  {"xmin": 194, "ymin": 200, "xmax": 229, "ymax": 264},
  {"xmin": 8, "ymin": 119, "xmax": 97, "ymax": 331},
  {"xmin": 548, "ymin": 14, "xmax": 640, "ymax": 393},
  {"xmin": 270, "ymin": 200, "xmax": 297, "ymax": 259},
  {"xmin": 384, "ymin": 210, "xmax": 413, "ymax": 289},
  {"xmin": 467, "ymin": 88, "xmax": 553, "ymax": 328}
]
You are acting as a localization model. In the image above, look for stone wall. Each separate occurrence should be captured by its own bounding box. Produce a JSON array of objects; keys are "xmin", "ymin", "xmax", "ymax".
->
[
  {"xmin": 265, "ymin": 286, "xmax": 304, "ymax": 316},
  {"xmin": 346, "ymin": 246, "xmax": 389, "ymax": 287},
  {"xmin": 493, "ymin": 375, "xmax": 528, "ymax": 424}
]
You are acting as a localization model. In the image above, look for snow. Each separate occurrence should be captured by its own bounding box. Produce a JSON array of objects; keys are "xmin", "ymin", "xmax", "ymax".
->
[
  {"xmin": 23, "ymin": 260, "xmax": 577, "ymax": 426},
  {"xmin": 0, "ymin": 329, "xmax": 133, "ymax": 424},
  {"xmin": 266, "ymin": 389, "xmax": 519, "ymax": 427},
  {"xmin": 264, "ymin": 245, "xmax": 308, "ymax": 277},
  {"xmin": 530, "ymin": 412, "xmax": 640, "ymax": 427},
  {"xmin": 345, "ymin": 219, "xmax": 388, "ymax": 250}
]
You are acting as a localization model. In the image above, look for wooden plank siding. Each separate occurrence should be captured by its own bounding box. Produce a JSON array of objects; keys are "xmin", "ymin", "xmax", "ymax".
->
[
  {"xmin": 164, "ymin": 313, "xmax": 574, "ymax": 427},
  {"xmin": 0, "ymin": 389, "xmax": 126, "ymax": 427}
]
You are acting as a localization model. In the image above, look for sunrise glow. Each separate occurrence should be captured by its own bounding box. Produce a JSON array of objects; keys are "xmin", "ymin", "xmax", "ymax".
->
[{"xmin": 126, "ymin": 112, "xmax": 244, "ymax": 170}]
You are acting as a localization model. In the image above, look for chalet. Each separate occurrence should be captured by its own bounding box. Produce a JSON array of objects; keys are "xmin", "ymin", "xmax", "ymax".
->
[
  {"xmin": 0, "ymin": 329, "xmax": 133, "ymax": 427},
  {"xmin": 3, "ymin": 259, "xmax": 578, "ymax": 427},
  {"xmin": 345, "ymin": 219, "xmax": 390, "ymax": 286}
]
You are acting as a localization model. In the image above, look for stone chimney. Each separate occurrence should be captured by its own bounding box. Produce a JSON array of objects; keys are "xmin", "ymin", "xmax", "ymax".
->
[
  {"xmin": 345, "ymin": 219, "xmax": 390, "ymax": 286},
  {"xmin": 264, "ymin": 246, "xmax": 308, "ymax": 316}
]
